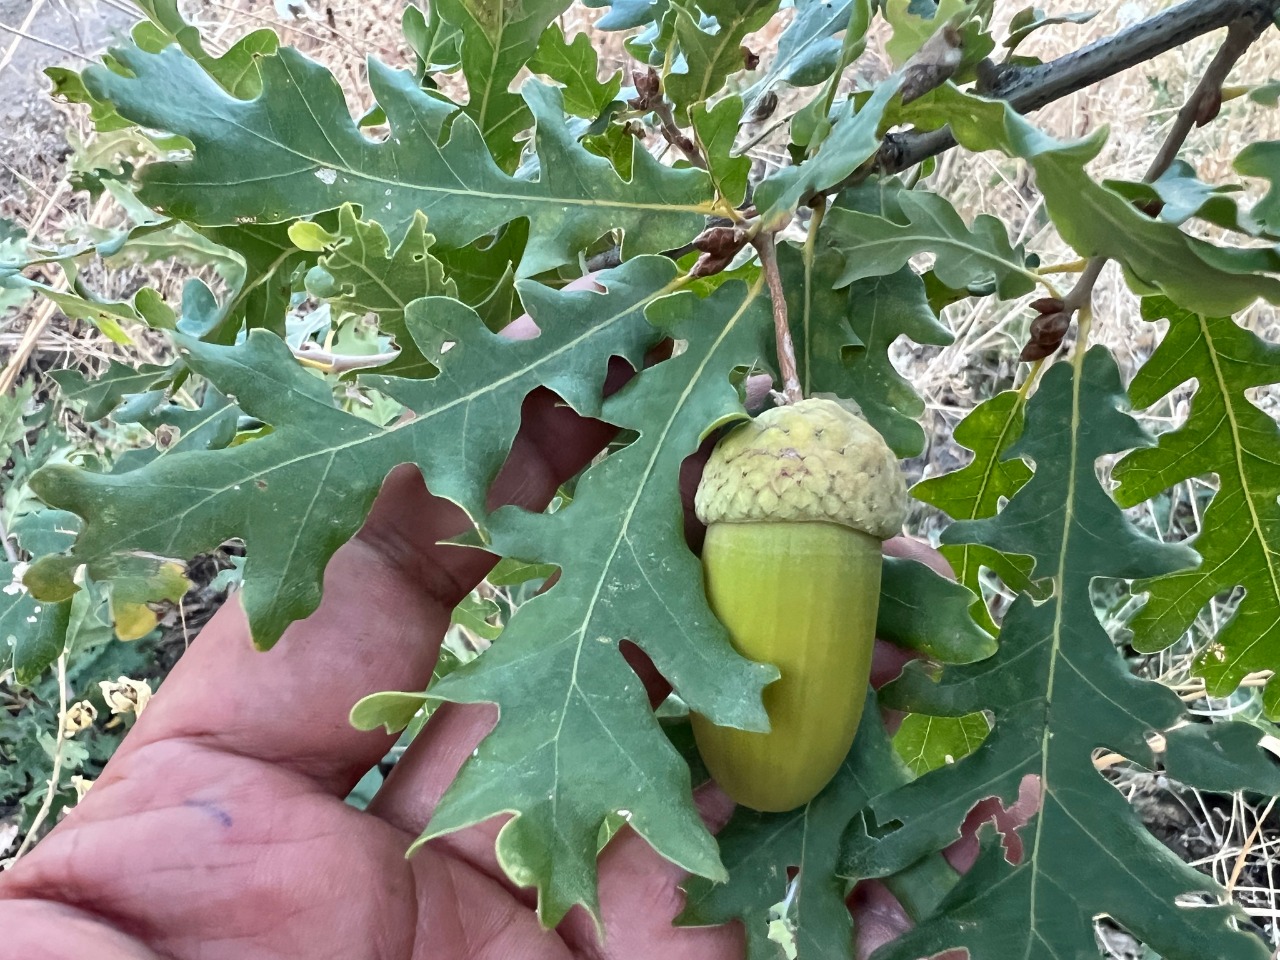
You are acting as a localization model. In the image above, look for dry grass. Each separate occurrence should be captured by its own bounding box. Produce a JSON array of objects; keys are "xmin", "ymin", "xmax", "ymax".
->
[{"xmin": 3, "ymin": 0, "xmax": 1280, "ymax": 946}]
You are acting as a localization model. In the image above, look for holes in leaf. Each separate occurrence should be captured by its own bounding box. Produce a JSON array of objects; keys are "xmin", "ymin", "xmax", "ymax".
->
[
  {"xmin": 950, "ymin": 773, "xmax": 1040, "ymax": 870},
  {"xmin": 1245, "ymin": 384, "xmax": 1280, "ymax": 430},
  {"xmin": 1094, "ymin": 916, "xmax": 1145, "ymax": 958}
]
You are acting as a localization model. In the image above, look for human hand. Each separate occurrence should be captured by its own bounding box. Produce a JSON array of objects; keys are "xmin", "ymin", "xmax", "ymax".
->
[
  {"xmin": 0, "ymin": 379, "xmax": 753, "ymax": 959},
  {"xmin": 0, "ymin": 302, "xmax": 1033, "ymax": 960}
]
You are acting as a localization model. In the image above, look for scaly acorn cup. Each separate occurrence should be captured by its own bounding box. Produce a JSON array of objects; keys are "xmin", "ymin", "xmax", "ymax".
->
[{"xmin": 690, "ymin": 398, "xmax": 908, "ymax": 812}]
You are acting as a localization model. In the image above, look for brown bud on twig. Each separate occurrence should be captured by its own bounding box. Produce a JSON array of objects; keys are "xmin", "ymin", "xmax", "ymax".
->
[
  {"xmin": 1195, "ymin": 87, "xmax": 1224, "ymax": 127},
  {"xmin": 1020, "ymin": 339, "xmax": 1062, "ymax": 362},
  {"xmin": 1029, "ymin": 310, "xmax": 1070, "ymax": 342},
  {"xmin": 629, "ymin": 67, "xmax": 661, "ymax": 110},
  {"xmin": 1029, "ymin": 297, "xmax": 1065, "ymax": 315},
  {"xmin": 689, "ymin": 225, "xmax": 749, "ymax": 279},
  {"xmin": 1019, "ymin": 309, "xmax": 1071, "ymax": 362}
]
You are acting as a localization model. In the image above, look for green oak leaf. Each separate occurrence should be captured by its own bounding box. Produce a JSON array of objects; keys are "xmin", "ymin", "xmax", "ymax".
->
[
  {"xmin": 113, "ymin": 388, "xmax": 241, "ymax": 473},
  {"xmin": 911, "ymin": 391, "xmax": 1039, "ymax": 634},
  {"xmin": 196, "ymin": 221, "xmax": 314, "ymax": 338},
  {"xmin": 825, "ymin": 188, "xmax": 1037, "ymax": 299},
  {"xmin": 742, "ymin": 0, "xmax": 870, "ymax": 103},
  {"xmin": 529, "ymin": 22, "xmax": 622, "ymax": 119},
  {"xmin": 1245, "ymin": 80, "xmax": 1280, "ymax": 107},
  {"xmin": 692, "ymin": 96, "xmax": 751, "ymax": 207},
  {"xmin": 902, "ymin": 85, "xmax": 1280, "ymax": 315},
  {"xmin": 1236, "ymin": 139, "xmax": 1280, "ymax": 236},
  {"xmin": 1003, "ymin": 8, "xmax": 1096, "ymax": 54},
  {"xmin": 0, "ymin": 271, "xmax": 139, "ymax": 345},
  {"xmin": 840, "ymin": 349, "xmax": 1275, "ymax": 960},
  {"xmin": 26, "ymin": 257, "xmax": 685, "ymax": 648},
  {"xmin": 884, "ymin": 0, "xmax": 969, "ymax": 66},
  {"xmin": 451, "ymin": 593, "xmax": 502, "ymax": 642},
  {"xmin": 7, "ymin": 590, "xmax": 72, "ymax": 686},
  {"xmin": 0, "ymin": 381, "xmax": 33, "ymax": 451},
  {"xmin": 432, "ymin": 0, "xmax": 571, "ymax": 169},
  {"xmin": 402, "ymin": 1, "xmax": 462, "ymax": 76},
  {"xmin": 349, "ymin": 690, "xmax": 430, "ymax": 735},
  {"xmin": 413, "ymin": 277, "xmax": 781, "ymax": 926},
  {"xmin": 755, "ymin": 76, "xmax": 903, "ymax": 229},
  {"xmin": 588, "ymin": 0, "xmax": 664, "ymax": 30},
  {"xmin": 296, "ymin": 205, "xmax": 456, "ymax": 378},
  {"xmin": 782, "ymin": 238, "xmax": 952, "ymax": 458},
  {"xmin": 487, "ymin": 557, "xmax": 557, "ymax": 587},
  {"xmin": 46, "ymin": 64, "xmax": 134, "ymax": 134},
  {"xmin": 49, "ymin": 360, "xmax": 172, "ymax": 421},
  {"xmin": 1105, "ymin": 160, "xmax": 1271, "ymax": 239},
  {"xmin": 877, "ymin": 555, "xmax": 995, "ymax": 663},
  {"xmin": 129, "ymin": 0, "xmax": 277, "ymax": 97},
  {"xmin": 584, "ymin": 122, "xmax": 639, "ymax": 181},
  {"xmin": 892, "ymin": 711, "xmax": 989, "ymax": 776},
  {"xmin": 433, "ymin": 220, "xmax": 528, "ymax": 330},
  {"xmin": 663, "ymin": 0, "xmax": 779, "ymax": 114},
  {"xmin": 46, "ymin": 1, "xmax": 273, "ymax": 131},
  {"xmin": 82, "ymin": 44, "xmax": 714, "ymax": 277},
  {"xmin": 1113, "ymin": 297, "xmax": 1280, "ymax": 713},
  {"xmin": 11, "ymin": 510, "xmax": 82, "ymax": 559}
]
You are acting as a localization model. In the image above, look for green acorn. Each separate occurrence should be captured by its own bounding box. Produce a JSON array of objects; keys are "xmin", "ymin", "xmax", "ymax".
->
[{"xmin": 691, "ymin": 398, "xmax": 908, "ymax": 812}]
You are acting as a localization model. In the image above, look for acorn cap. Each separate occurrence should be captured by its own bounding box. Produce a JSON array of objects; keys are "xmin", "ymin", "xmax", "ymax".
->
[{"xmin": 695, "ymin": 398, "xmax": 908, "ymax": 540}]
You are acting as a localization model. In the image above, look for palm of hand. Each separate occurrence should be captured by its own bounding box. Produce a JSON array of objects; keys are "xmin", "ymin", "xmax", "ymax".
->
[
  {"xmin": 0, "ymin": 398, "xmax": 740, "ymax": 959},
  {"xmin": 5, "ymin": 728, "xmax": 733, "ymax": 960}
]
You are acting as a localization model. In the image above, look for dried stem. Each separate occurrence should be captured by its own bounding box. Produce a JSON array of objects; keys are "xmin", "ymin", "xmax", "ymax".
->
[
  {"xmin": 8, "ymin": 653, "xmax": 69, "ymax": 865},
  {"xmin": 753, "ymin": 234, "xmax": 802, "ymax": 405},
  {"xmin": 1144, "ymin": 14, "xmax": 1271, "ymax": 183},
  {"xmin": 1226, "ymin": 795, "xmax": 1277, "ymax": 895},
  {"xmin": 0, "ymin": 516, "xmax": 17, "ymax": 564},
  {"xmin": 291, "ymin": 344, "xmax": 402, "ymax": 374}
]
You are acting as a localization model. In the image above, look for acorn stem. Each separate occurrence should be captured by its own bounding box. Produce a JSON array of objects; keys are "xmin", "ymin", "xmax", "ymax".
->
[{"xmin": 753, "ymin": 234, "xmax": 803, "ymax": 405}]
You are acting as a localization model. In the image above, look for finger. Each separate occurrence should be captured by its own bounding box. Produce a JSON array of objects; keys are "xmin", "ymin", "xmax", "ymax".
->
[
  {"xmin": 848, "ymin": 880, "xmax": 915, "ymax": 960},
  {"xmin": 107, "ymin": 387, "xmax": 618, "ymax": 797},
  {"xmin": 943, "ymin": 773, "xmax": 1040, "ymax": 873},
  {"xmin": 555, "ymin": 783, "xmax": 743, "ymax": 959},
  {"xmin": 873, "ymin": 536, "xmax": 955, "ymax": 699},
  {"xmin": 848, "ymin": 775, "xmax": 1040, "ymax": 960},
  {"xmin": 883, "ymin": 535, "xmax": 954, "ymax": 578},
  {"xmin": 677, "ymin": 373, "xmax": 774, "ymax": 553}
]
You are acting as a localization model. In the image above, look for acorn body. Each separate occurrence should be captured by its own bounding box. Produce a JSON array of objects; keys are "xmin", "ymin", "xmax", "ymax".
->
[{"xmin": 691, "ymin": 398, "xmax": 907, "ymax": 812}]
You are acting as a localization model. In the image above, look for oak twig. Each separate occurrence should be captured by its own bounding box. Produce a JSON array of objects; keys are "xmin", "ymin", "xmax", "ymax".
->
[
  {"xmin": 877, "ymin": 0, "xmax": 1280, "ymax": 178},
  {"xmin": 590, "ymin": 0, "xmax": 1278, "ymax": 277},
  {"xmin": 1053, "ymin": 11, "xmax": 1274, "ymax": 356},
  {"xmin": 650, "ymin": 97, "xmax": 707, "ymax": 171},
  {"xmin": 752, "ymin": 235, "xmax": 802, "ymax": 405}
]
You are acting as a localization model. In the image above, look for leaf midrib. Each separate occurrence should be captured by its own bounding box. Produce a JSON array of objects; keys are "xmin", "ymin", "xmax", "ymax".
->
[{"xmin": 154, "ymin": 57, "xmax": 716, "ymax": 221}]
